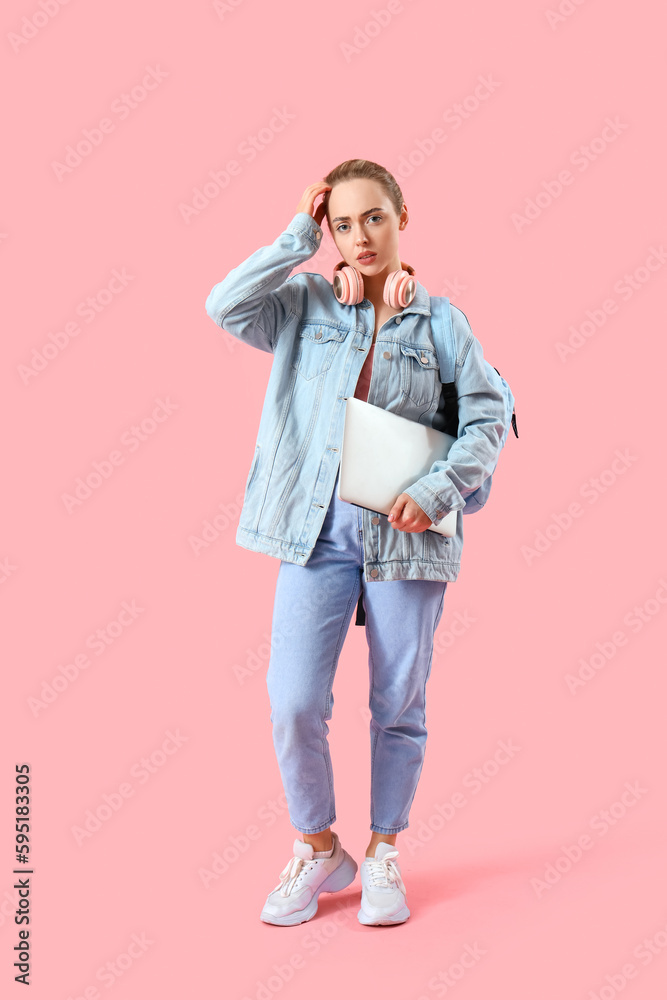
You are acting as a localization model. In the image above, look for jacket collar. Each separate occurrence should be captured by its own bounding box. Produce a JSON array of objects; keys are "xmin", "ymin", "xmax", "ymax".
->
[{"xmin": 401, "ymin": 278, "xmax": 432, "ymax": 317}]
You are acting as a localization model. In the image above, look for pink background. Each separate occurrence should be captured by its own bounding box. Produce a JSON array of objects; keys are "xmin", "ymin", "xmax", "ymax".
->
[{"xmin": 3, "ymin": 0, "xmax": 667, "ymax": 997}]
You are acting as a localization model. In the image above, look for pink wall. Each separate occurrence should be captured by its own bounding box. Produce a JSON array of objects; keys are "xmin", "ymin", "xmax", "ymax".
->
[{"xmin": 3, "ymin": 0, "xmax": 666, "ymax": 997}]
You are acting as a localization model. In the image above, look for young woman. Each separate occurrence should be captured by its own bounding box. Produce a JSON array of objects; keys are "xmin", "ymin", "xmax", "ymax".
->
[{"xmin": 205, "ymin": 159, "xmax": 508, "ymax": 927}]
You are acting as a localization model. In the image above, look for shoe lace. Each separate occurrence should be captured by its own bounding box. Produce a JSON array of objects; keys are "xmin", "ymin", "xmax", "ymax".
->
[
  {"xmin": 278, "ymin": 855, "xmax": 314, "ymax": 897},
  {"xmin": 365, "ymin": 850, "xmax": 404, "ymax": 891}
]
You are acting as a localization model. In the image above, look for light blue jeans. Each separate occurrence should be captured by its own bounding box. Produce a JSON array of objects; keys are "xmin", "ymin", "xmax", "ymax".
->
[{"xmin": 266, "ymin": 467, "xmax": 447, "ymax": 836}]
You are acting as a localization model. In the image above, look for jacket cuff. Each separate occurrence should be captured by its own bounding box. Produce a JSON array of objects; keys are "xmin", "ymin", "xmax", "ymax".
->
[
  {"xmin": 285, "ymin": 212, "xmax": 323, "ymax": 252},
  {"xmin": 403, "ymin": 482, "xmax": 462, "ymax": 526}
]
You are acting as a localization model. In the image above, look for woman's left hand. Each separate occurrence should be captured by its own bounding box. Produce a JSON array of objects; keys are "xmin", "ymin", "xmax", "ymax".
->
[{"xmin": 387, "ymin": 494, "xmax": 432, "ymax": 532}]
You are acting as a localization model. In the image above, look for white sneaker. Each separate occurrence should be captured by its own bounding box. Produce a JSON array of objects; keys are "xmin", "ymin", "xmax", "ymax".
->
[
  {"xmin": 358, "ymin": 842, "xmax": 410, "ymax": 925},
  {"xmin": 260, "ymin": 831, "xmax": 358, "ymax": 926}
]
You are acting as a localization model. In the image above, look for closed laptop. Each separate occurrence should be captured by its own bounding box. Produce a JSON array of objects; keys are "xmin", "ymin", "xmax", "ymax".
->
[{"xmin": 337, "ymin": 396, "xmax": 458, "ymax": 537}]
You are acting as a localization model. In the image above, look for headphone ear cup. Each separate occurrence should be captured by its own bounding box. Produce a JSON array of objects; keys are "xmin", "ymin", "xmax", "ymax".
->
[
  {"xmin": 383, "ymin": 269, "xmax": 416, "ymax": 308},
  {"xmin": 333, "ymin": 264, "xmax": 364, "ymax": 305}
]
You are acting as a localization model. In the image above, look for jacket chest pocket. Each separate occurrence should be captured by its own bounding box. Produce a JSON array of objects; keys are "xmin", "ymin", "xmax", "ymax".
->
[
  {"xmin": 400, "ymin": 345, "xmax": 441, "ymax": 406},
  {"xmin": 292, "ymin": 324, "xmax": 345, "ymax": 381}
]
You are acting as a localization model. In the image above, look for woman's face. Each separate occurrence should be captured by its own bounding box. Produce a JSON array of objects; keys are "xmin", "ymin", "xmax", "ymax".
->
[{"xmin": 326, "ymin": 178, "xmax": 408, "ymax": 276}]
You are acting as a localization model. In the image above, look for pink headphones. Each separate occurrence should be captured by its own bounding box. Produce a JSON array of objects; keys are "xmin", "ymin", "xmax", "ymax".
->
[{"xmin": 332, "ymin": 259, "xmax": 417, "ymax": 308}]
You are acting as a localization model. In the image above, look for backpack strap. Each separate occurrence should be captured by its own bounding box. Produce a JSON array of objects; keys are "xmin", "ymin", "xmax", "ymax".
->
[{"xmin": 429, "ymin": 296, "xmax": 459, "ymax": 438}]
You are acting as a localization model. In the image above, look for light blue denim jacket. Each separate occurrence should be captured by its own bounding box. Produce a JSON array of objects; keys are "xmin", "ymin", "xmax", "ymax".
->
[{"xmin": 205, "ymin": 212, "xmax": 507, "ymax": 583}]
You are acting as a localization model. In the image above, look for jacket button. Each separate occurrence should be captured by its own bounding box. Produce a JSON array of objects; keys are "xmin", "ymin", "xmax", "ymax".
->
[
  {"xmin": 382, "ymin": 350, "xmax": 391, "ymax": 359},
  {"xmin": 420, "ymin": 354, "xmax": 428, "ymax": 364},
  {"xmin": 395, "ymin": 316, "xmax": 402, "ymax": 324},
  {"xmin": 315, "ymin": 231, "xmax": 322, "ymax": 240},
  {"xmin": 315, "ymin": 330, "xmax": 322, "ymax": 339},
  {"xmin": 370, "ymin": 569, "xmax": 379, "ymax": 578},
  {"xmin": 371, "ymin": 516, "xmax": 380, "ymax": 525},
  {"xmin": 436, "ymin": 510, "xmax": 443, "ymax": 518}
]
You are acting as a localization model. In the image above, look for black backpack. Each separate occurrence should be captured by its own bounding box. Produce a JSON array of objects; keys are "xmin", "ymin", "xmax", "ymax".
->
[{"xmin": 429, "ymin": 296, "xmax": 518, "ymax": 504}]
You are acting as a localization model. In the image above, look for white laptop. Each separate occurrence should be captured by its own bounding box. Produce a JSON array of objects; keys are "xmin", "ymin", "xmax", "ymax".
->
[{"xmin": 337, "ymin": 396, "xmax": 458, "ymax": 536}]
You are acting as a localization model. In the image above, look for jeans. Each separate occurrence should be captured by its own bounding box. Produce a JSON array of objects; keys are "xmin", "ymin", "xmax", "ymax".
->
[{"xmin": 266, "ymin": 467, "xmax": 448, "ymax": 836}]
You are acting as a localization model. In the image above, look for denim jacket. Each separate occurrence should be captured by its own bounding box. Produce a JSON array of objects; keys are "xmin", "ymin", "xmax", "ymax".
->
[{"xmin": 205, "ymin": 212, "xmax": 507, "ymax": 583}]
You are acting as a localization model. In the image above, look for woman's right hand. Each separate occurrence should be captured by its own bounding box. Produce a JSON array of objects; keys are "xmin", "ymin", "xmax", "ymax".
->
[{"xmin": 295, "ymin": 182, "xmax": 331, "ymax": 228}]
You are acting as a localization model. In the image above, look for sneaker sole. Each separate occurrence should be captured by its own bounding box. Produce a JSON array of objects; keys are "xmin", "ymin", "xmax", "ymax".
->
[
  {"xmin": 357, "ymin": 902, "xmax": 410, "ymax": 925},
  {"xmin": 260, "ymin": 853, "xmax": 358, "ymax": 926}
]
